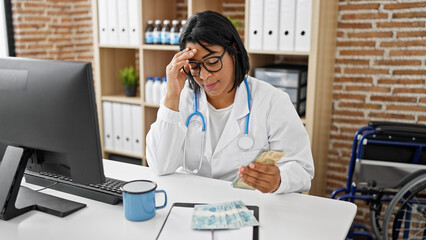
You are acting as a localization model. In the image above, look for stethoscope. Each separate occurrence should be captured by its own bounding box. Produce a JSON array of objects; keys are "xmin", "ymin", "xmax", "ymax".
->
[{"xmin": 183, "ymin": 77, "xmax": 253, "ymax": 174}]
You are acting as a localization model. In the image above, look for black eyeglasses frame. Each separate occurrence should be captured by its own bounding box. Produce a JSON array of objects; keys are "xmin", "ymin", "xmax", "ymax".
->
[{"xmin": 182, "ymin": 49, "xmax": 227, "ymax": 79}]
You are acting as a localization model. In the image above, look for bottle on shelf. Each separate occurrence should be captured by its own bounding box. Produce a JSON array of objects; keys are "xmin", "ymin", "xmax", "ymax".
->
[
  {"xmin": 145, "ymin": 76, "xmax": 153, "ymax": 103},
  {"xmin": 145, "ymin": 20, "xmax": 154, "ymax": 44},
  {"xmin": 152, "ymin": 77, "xmax": 162, "ymax": 104},
  {"xmin": 170, "ymin": 20, "xmax": 180, "ymax": 45},
  {"xmin": 161, "ymin": 20, "xmax": 171, "ymax": 45},
  {"xmin": 153, "ymin": 20, "xmax": 162, "ymax": 44},
  {"xmin": 180, "ymin": 20, "xmax": 187, "ymax": 37},
  {"xmin": 161, "ymin": 76, "xmax": 167, "ymax": 100}
]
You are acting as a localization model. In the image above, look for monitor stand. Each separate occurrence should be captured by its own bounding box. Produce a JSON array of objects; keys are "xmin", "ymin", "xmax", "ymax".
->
[{"xmin": 0, "ymin": 146, "xmax": 86, "ymax": 220}]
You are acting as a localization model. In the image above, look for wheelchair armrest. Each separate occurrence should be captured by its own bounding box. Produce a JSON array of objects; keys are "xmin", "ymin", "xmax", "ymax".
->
[{"xmin": 337, "ymin": 193, "xmax": 375, "ymax": 202}]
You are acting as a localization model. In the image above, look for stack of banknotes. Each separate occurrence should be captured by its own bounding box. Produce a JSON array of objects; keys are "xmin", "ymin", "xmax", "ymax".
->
[
  {"xmin": 232, "ymin": 149, "xmax": 285, "ymax": 190},
  {"xmin": 192, "ymin": 200, "xmax": 259, "ymax": 230}
]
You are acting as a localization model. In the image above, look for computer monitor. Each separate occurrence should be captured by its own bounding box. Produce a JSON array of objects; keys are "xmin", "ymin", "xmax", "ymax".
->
[{"xmin": 0, "ymin": 57, "xmax": 105, "ymax": 220}]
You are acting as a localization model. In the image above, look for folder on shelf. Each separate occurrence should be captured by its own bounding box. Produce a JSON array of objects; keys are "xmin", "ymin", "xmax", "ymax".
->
[
  {"xmin": 248, "ymin": 0, "xmax": 264, "ymax": 50},
  {"xmin": 131, "ymin": 105, "xmax": 143, "ymax": 156},
  {"xmin": 122, "ymin": 103, "xmax": 133, "ymax": 154},
  {"xmin": 128, "ymin": 0, "xmax": 140, "ymax": 46},
  {"xmin": 262, "ymin": 0, "xmax": 280, "ymax": 51},
  {"xmin": 102, "ymin": 101, "xmax": 114, "ymax": 150},
  {"xmin": 295, "ymin": 0, "xmax": 312, "ymax": 52},
  {"xmin": 97, "ymin": 0, "xmax": 109, "ymax": 45},
  {"xmin": 107, "ymin": 0, "xmax": 118, "ymax": 45},
  {"xmin": 112, "ymin": 102, "xmax": 124, "ymax": 152},
  {"xmin": 117, "ymin": 0, "xmax": 129, "ymax": 46},
  {"xmin": 278, "ymin": 0, "xmax": 296, "ymax": 51}
]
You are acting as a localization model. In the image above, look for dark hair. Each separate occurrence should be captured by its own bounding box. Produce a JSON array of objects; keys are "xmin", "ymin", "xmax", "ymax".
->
[{"xmin": 179, "ymin": 10, "xmax": 250, "ymax": 92}]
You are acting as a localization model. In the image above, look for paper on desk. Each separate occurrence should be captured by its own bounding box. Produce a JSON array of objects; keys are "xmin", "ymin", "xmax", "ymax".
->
[{"xmin": 157, "ymin": 206, "xmax": 252, "ymax": 240}]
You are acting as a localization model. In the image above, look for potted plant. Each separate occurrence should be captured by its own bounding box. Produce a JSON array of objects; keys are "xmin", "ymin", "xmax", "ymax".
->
[{"xmin": 119, "ymin": 66, "xmax": 139, "ymax": 97}]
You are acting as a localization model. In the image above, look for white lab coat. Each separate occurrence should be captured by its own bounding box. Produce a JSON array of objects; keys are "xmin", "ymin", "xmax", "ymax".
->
[{"xmin": 146, "ymin": 76, "xmax": 314, "ymax": 194}]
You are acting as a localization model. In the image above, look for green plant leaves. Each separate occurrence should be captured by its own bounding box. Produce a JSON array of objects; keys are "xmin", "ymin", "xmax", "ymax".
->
[{"xmin": 119, "ymin": 66, "xmax": 139, "ymax": 86}]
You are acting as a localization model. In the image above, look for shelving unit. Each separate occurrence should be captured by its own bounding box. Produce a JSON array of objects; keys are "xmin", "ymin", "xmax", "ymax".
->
[
  {"xmin": 243, "ymin": 0, "xmax": 338, "ymax": 196},
  {"xmin": 91, "ymin": 0, "xmax": 338, "ymax": 196}
]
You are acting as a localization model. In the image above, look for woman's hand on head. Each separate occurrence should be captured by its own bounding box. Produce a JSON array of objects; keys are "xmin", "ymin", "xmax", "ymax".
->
[
  {"xmin": 238, "ymin": 163, "xmax": 281, "ymax": 193},
  {"xmin": 164, "ymin": 48, "xmax": 197, "ymax": 111}
]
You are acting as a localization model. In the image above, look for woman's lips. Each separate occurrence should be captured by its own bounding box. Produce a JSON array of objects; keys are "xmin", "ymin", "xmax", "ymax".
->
[{"xmin": 204, "ymin": 81, "xmax": 218, "ymax": 90}]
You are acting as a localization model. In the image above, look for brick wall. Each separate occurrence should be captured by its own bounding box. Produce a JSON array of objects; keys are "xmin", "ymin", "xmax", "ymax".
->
[
  {"xmin": 12, "ymin": 0, "xmax": 93, "ymax": 63},
  {"xmin": 222, "ymin": 0, "xmax": 245, "ymax": 38},
  {"xmin": 328, "ymin": 0, "xmax": 426, "ymax": 229}
]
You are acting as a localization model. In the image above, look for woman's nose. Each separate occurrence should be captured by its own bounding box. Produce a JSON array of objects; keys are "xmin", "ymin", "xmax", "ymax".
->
[{"xmin": 199, "ymin": 66, "xmax": 212, "ymax": 80}]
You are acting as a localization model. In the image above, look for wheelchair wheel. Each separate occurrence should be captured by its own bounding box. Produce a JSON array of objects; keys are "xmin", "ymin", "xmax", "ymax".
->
[
  {"xmin": 370, "ymin": 200, "xmax": 384, "ymax": 239},
  {"xmin": 382, "ymin": 174, "xmax": 426, "ymax": 240}
]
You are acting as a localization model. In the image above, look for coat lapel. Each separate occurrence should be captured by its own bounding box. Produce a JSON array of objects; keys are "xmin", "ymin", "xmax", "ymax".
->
[{"xmin": 212, "ymin": 81, "xmax": 250, "ymax": 156}]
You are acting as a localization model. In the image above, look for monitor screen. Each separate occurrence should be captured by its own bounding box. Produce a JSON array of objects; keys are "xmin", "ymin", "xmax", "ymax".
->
[{"xmin": 0, "ymin": 57, "xmax": 105, "ymax": 185}]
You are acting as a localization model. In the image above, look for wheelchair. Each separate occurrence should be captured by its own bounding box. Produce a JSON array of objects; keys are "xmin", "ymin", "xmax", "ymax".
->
[{"xmin": 330, "ymin": 121, "xmax": 426, "ymax": 240}]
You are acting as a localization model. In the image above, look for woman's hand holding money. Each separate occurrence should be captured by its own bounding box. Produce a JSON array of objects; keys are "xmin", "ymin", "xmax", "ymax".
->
[{"xmin": 238, "ymin": 164, "xmax": 281, "ymax": 193}]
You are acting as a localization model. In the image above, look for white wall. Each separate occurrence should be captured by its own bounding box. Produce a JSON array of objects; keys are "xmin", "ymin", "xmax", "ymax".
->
[{"xmin": 0, "ymin": 0, "xmax": 9, "ymax": 57}]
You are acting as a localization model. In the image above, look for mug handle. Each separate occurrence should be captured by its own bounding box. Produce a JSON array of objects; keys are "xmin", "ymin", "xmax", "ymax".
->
[{"xmin": 155, "ymin": 190, "xmax": 167, "ymax": 210}]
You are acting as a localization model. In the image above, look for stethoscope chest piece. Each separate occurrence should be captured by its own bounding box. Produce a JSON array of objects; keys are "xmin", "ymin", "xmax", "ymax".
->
[{"xmin": 238, "ymin": 135, "xmax": 253, "ymax": 150}]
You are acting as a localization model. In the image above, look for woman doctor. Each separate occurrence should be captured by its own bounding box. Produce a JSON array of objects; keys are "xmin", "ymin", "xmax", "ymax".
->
[{"xmin": 146, "ymin": 11, "xmax": 314, "ymax": 194}]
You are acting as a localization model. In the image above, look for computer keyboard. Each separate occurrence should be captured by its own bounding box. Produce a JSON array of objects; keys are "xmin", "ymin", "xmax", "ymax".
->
[{"xmin": 24, "ymin": 170, "xmax": 127, "ymax": 205}]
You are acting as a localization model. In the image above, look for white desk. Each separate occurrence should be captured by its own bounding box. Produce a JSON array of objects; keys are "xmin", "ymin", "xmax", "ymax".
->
[{"xmin": 0, "ymin": 160, "xmax": 356, "ymax": 240}]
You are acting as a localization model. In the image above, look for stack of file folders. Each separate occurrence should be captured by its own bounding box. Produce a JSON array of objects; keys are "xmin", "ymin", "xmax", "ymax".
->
[
  {"xmin": 102, "ymin": 101, "xmax": 143, "ymax": 156},
  {"xmin": 248, "ymin": 0, "xmax": 312, "ymax": 52},
  {"xmin": 97, "ymin": 0, "xmax": 140, "ymax": 46}
]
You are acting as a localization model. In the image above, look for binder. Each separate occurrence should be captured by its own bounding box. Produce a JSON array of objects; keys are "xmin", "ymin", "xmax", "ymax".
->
[
  {"xmin": 131, "ymin": 105, "xmax": 143, "ymax": 156},
  {"xmin": 112, "ymin": 102, "xmax": 124, "ymax": 152},
  {"xmin": 278, "ymin": 0, "xmax": 296, "ymax": 51},
  {"xmin": 128, "ymin": 0, "xmax": 140, "ymax": 46},
  {"xmin": 102, "ymin": 101, "xmax": 114, "ymax": 150},
  {"xmin": 248, "ymin": 0, "xmax": 264, "ymax": 50},
  {"xmin": 262, "ymin": 0, "xmax": 280, "ymax": 51},
  {"xmin": 295, "ymin": 0, "xmax": 312, "ymax": 52},
  {"xmin": 107, "ymin": 0, "xmax": 118, "ymax": 45},
  {"xmin": 122, "ymin": 104, "xmax": 133, "ymax": 153},
  {"xmin": 97, "ymin": 0, "xmax": 109, "ymax": 45},
  {"xmin": 117, "ymin": 0, "xmax": 129, "ymax": 46}
]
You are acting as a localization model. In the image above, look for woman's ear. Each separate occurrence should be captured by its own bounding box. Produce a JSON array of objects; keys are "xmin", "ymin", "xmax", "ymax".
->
[{"xmin": 233, "ymin": 43, "xmax": 238, "ymax": 52}]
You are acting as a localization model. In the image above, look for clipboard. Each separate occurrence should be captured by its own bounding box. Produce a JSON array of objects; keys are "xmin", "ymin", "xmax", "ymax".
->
[{"xmin": 156, "ymin": 202, "xmax": 259, "ymax": 240}]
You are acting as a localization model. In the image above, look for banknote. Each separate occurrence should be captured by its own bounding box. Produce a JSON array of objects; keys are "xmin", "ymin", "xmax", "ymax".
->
[
  {"xmin": 227, "ymin": 201, "xmax": 244, "ymax": 228},
  {"xmin": 232, "ymin": 149, "xmax": 285, "ymax": 190},
  {"xmin": 192, "ymin": 204, "xmax": 222, "ymax": 229},
  {"xmin": 225, "ymin": 201, "xmax": 258, "ymax": 228},
  {"xmin": 217, "ymin": 204, "xmax": 228, "ymax": 229},
  {"xmin": 223, "ymin": 202, "xmax": 238, "ymax": 228},
  {"xmin": 233, "ymin": 200, "xmax": 259, "ymax": 227},
  {"xmin": 192, "ymin": 201, "xmax": 259, "ymax": 230}
]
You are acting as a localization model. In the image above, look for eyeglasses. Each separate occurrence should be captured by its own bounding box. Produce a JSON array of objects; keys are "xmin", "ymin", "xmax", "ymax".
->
[{"xmin": 184, "ymin": 49, "xmax": 226, "ymax": 78}]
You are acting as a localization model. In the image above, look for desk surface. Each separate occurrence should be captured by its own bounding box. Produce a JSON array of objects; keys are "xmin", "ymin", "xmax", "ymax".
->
[{"xmin": 0, "ymin": 160, "xmax": 356, "ymax": 240}]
